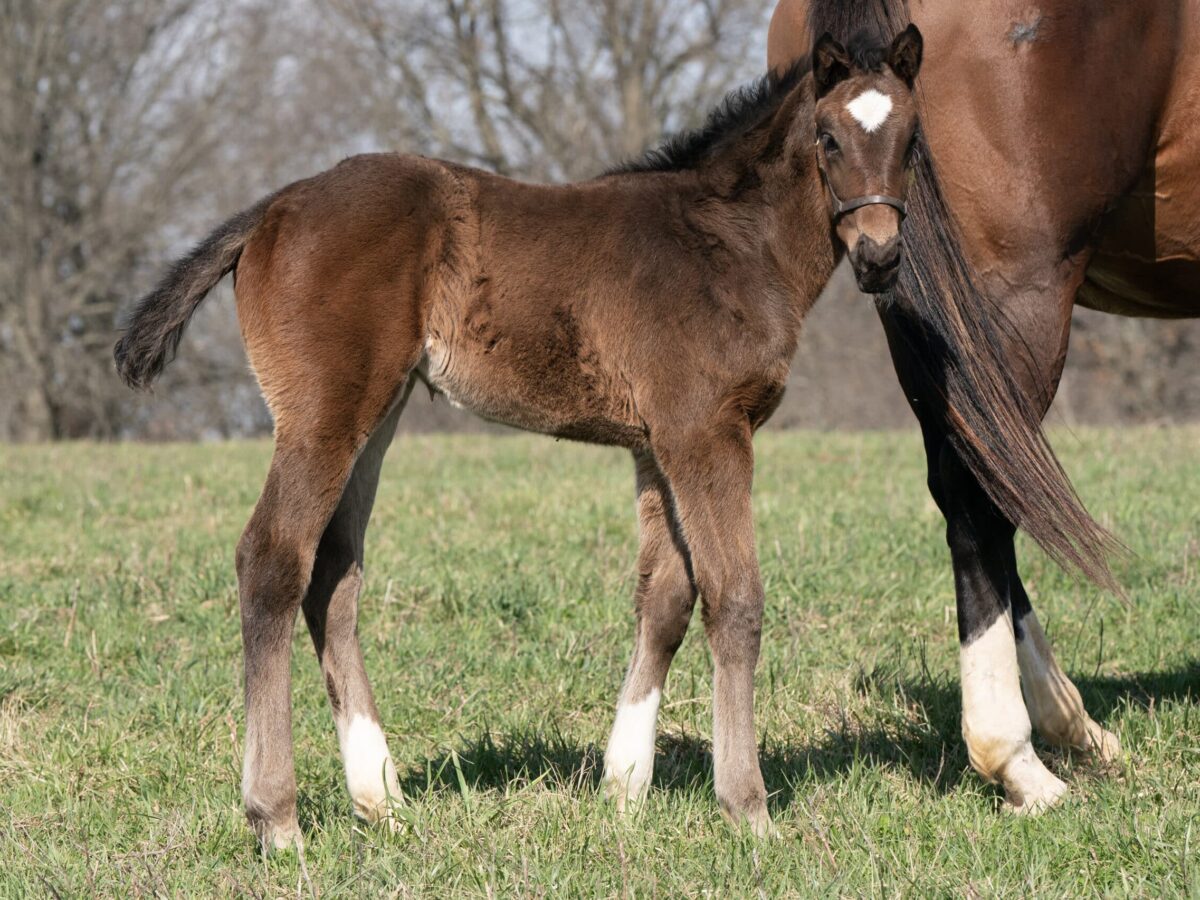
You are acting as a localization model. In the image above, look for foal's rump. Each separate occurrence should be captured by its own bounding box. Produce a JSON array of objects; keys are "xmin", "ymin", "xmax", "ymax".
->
[
  {"xmin": 116, "ymin": 153, "xmax": 468, "ymax": 439},
  {"xmin": 233, "ymin": 156, "xmax": 459, "ymax": 432}
]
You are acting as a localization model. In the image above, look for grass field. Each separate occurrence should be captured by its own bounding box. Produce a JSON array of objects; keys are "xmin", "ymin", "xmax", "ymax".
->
[{"xmin": 1, "ymin": 428, "xmax": 1197, "ymax": 897}]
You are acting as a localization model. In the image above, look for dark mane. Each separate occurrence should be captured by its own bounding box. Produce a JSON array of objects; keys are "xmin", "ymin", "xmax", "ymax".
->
[
  {"xmin": 607, "ymin": 27, "xmax": 909, "ymax": 178},
  {"xmin": 809, "ymin": 0, "xmax": 1121, "ymax": 588},
  {"xmin": 605, "ymin": 58, "xmax": 811, "ymax": 176}
]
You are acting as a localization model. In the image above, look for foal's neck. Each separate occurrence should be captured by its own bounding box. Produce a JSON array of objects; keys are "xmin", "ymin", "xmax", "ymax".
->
[{"xmin": 693, "ymin": 85, "xmax": 839, "ymax": 311}]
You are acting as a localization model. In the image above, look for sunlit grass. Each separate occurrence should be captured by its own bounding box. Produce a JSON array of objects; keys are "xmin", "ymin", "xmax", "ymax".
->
[{"xmin": 0, "ymin": 428, "xmax": 1196, "ymax": 896}]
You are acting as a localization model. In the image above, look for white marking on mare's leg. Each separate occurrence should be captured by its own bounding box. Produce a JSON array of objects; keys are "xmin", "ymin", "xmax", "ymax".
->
[
  {"xmin": 961, "ymin": 612, "xmax": 1067, "ymax": 813},
  {"xmin": 340, "ymin": 714, "xmax": 401, "ymax": 823},
  {"xmin": 603, "ymin": 688, "xmax": 661, "ymax": 811},
  {"xmin": 1016, "ymin": 611, "xmax": 1120, "ymax": 760},
  {"xmin": 846, "ymin": 89, "xmax": 893, "ymax": 133}
]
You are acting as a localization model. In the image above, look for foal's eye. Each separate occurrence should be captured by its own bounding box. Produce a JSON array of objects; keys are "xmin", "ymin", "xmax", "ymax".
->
[
  {"xmin": 819, "ymin": 132, "xmax": 840, "ymax": 155},
  {"xmin": 904, "ymin": 133, "xmax": 920, "ymax": 167}
]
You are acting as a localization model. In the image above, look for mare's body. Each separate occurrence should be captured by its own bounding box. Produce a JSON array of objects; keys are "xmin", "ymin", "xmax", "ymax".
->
[{"xmin": 769, "ymin": 0, "xmax": 1200, "ymax": 810}]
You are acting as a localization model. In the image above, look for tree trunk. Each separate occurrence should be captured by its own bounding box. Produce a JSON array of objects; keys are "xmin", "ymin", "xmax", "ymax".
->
[{"xmin": 12, "ymin": 384, "xmax": 54, "ymax": 442}]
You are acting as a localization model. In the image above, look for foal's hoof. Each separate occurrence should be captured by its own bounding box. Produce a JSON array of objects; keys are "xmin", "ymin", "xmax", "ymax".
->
[
  {"xmin": 746, "ymin": 807, "xmax": 780, "ymax": 839},
  {"xmin": 720, "ymin": 798, "xmax": 777, "ymax": 839},
  {"xmin": 602, "ymin": 767, "xmax": 652, "ymax": 815},
  {"xmin": 252, "ymin": 817, "xmax": 304, "ymax": 854},
  {"xmin": 354, "ymin": 799, "xmax": 405, "ymax": 833}
]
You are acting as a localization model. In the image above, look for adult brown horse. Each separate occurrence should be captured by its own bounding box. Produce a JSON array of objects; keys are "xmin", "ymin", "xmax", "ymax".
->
[
  {"xmin": 770, "ymin": 0, "xmax": 1200, "ymax": 813},
  {"xmin": 115, "ymin": 32, "xmax": 924, "ymax": 848}
]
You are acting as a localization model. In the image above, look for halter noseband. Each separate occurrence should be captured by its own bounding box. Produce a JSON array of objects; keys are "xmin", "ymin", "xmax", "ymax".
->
[{"xmin": 816, "ymin": 143, "xmax": 907, "ymax": 222}]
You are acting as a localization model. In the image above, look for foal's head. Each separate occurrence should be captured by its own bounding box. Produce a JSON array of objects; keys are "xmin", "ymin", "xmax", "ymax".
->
[{"xmin": 812, "ymin": 25, "xmax": 923, "ymax": 293}]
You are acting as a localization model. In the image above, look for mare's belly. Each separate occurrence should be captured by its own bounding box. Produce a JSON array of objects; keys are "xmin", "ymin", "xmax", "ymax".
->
[
  {"xmin": 1080, "ymin": 170, "xmax": 1200, "ymax": 318},
  {"xmin": 1080, "ymin": 41, "xmax": 1200, "ymax": 320}
]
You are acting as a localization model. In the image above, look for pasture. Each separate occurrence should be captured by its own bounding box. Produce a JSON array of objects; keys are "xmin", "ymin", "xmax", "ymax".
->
[{"xmin": 1, "ymin": 428, "xmax": 1197, "ymax": 896}]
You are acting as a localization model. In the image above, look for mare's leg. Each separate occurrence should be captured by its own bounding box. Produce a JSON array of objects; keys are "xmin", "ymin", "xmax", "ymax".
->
[
  {"xmin": 301, "ymin": 383, "xmax": 414, "ymax": 827},
  {"xmin": 938, "ymin": 447, "xmax": 1069, "ymax": 811},
  {"xmin": 603, "ymin": 450, "xmax": 698, "ymax": 809},
  {"xmin": 880, "ymin": 274, "xmax": 1118, "ymax": 813},
  {"xmin": 651, "ymin": 417, "xmax": 771, "ymax": 835},
  {"xmin": 1012, "ymin": 581, "xmax": 1120, "ymax": 761}
]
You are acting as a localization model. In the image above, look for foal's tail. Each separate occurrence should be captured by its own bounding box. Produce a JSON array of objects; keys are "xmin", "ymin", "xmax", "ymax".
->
[{"xmin": 114, "ymin": 194, "xmax": 276, "ymax": 390}]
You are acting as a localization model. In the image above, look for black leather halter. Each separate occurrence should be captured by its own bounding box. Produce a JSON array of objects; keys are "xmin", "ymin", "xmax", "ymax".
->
[{"xmin": 816, "ymin": 143, "xmax": 907, "ymax": 222}]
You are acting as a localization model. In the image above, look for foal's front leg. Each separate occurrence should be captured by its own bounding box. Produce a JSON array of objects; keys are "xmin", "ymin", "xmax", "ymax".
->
[
  {"xmin": 604, "ymin": 450, "xmax": 698, "ymax": 809},
  {"xmin": 651, "ymin": 422, "xmax": 772, "ymax": 836}
]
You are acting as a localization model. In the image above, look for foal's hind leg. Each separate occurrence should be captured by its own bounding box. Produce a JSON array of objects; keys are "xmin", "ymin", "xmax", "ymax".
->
[
  {"xmin": 237, "ymin": 435, "xmax": 362, "ymax": 850},
  {"xmin": 237, "ymin": 387, "xmax": 413, "ymax": 851},
  {"xmin": 301, "ymin": 385, "xmax": 414, "ymax": 827},
  {"xmin": 603, "ymin": 450, "xmax": 698, "ymax": 810},
  {"xmin": 650, "ymin": 419, "xmax": 772, "ymax": 836}
]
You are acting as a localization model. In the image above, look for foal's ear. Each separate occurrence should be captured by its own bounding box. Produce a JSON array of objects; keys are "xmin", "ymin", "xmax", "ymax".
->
[
  {"xmin": 812, "ymin": 33, "xmax": 851, "ymax": 97},
  {"xmin": 888, "ymin": 24, "xmax": 924, "ymax": 87}
]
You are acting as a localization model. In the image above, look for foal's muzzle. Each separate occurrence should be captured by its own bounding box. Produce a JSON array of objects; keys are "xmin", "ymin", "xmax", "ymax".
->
[{"xmin": 851, "ymin": 234, "xmax": 902, "ymax": 293}]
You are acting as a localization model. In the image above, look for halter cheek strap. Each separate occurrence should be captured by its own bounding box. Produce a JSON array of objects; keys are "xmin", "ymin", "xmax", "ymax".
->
[{"xmin": 816, "ymin": 143, "xmax": 907, "ymax": 222}]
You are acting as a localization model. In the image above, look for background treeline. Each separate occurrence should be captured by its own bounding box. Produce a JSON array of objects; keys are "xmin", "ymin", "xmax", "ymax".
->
[{"xmin": 2, "ymin": 0, "xmax": 1196, "ymax": 441}]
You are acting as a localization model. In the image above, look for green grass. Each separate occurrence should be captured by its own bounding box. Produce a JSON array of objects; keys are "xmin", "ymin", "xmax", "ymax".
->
[{"xmin": 1, "ymin": 428, "xmax": 1197, "ymax": 897}]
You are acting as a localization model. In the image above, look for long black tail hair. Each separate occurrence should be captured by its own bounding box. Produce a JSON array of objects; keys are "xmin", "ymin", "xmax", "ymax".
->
[{"xmin": 810, "ymin": 0, "xmax": 1121, "ymax": 589}]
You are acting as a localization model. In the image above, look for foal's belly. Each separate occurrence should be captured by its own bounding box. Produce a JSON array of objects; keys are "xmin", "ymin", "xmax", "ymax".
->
[{"xmin": 421, "ymin": 304, "xmax": 647, "ymax": 447}]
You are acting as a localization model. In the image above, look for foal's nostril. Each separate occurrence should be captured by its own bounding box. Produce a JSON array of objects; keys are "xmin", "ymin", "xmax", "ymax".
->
[{"xmin": 858, "ymin": 236, "xmax": 901, "ymax": 270}]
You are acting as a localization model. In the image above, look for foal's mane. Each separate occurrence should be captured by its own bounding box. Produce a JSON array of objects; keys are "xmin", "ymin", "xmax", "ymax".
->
[
  {"xmin": 605, "ymin": 58, "xmax": 811, "ymax": 176},
  {"xmin": 809, "ymin": 0, "xmax": 1121, "ymax": 588},
  {"xmin": 609, "ymin": 27, "xmax": 906, "ymax": 178}
]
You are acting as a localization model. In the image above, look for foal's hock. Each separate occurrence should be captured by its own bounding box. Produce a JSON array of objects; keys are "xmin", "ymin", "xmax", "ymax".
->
[{"xmin": 115, "ymin": 29, "xmax": 923, "ymax": 851}]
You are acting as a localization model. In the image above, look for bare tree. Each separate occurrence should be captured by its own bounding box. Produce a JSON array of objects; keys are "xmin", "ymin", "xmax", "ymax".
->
[
  {"xmin": 323, "ymin": 0, "xmax": 769, "ymax": 180},
  {"xmin": 3, "ymin": 0, "xmax": 1197, "ymax": 440},
  {"xmin": 0, "ymin": 0, "xmax": 279, "ymax": 439}
]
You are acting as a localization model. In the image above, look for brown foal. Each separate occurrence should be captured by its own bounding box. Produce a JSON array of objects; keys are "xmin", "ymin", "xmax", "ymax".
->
[{"xmin": 116, "ymin": 30, "xmax": 922, "ymax": 849}]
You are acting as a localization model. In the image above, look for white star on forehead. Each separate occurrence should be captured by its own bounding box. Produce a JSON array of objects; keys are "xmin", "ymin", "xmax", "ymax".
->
[{"xmin": 846, "ymin": 89, "xmax": 893, "ymax": 133}]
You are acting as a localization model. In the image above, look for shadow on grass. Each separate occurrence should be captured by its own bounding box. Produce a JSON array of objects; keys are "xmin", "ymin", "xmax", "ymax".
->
[
  {"xmin": 391, "ymin": 661, "xmax": 1199, "ymax": 815},
  {"xmin": 1074, "ymin": 659, "xmax": 1200, "ymax": 720}
]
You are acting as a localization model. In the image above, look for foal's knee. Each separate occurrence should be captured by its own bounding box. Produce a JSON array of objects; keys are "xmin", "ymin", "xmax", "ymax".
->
[{"xmin": 700, "ymin": 573, "xmax": 764, "ymax": 665}]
